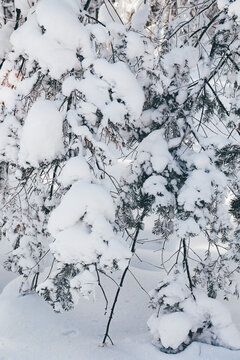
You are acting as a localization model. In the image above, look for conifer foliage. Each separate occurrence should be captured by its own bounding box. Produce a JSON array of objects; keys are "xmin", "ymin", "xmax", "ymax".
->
[{"xmin": 0, "ymin": 0, "xmax": 240, "ymax": 353}]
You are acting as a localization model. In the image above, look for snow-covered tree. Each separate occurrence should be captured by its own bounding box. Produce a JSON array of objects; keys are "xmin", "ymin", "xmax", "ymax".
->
[
  {"xmin": 0, "ymin": 0, "xmax": 136, "ymax": 305},
  {"xmin": 0, "ymin": 0, "xmax": 240, "ymax": 353},
  {"xmin": 115, "ymin": 0, "xmax": 240, "ymax": 352}
]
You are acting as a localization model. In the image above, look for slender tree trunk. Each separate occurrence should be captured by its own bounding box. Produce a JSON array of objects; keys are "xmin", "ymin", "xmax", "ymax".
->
[{"xmin": 102, "ymin": 212, "xmax": 145, "ymax": 345}]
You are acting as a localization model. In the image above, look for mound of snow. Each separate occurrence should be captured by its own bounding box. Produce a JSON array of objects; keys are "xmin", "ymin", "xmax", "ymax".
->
[
  {"xmin": 19, "ymin": 100, "xmax": 64, "ymax": 166},
  {"xmin": 58, "ymin": 156, "xmax": 92, "ymax": 187}
]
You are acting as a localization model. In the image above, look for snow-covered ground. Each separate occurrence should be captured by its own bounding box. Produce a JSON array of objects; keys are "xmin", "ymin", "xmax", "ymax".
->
[{"xmin": 0, "ymin": 235, "xmax": 240, "ymax": 360}]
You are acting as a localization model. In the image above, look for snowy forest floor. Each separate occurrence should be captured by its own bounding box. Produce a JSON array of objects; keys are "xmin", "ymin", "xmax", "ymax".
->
[{"xmin": 0, "ymin": 227, "xmax": 240, "ymax": 360}]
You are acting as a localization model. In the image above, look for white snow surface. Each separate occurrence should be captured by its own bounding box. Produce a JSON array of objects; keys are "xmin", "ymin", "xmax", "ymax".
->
[
  {"xmin": 0, "ymin": 220, "xmax": 240, "ymax": 359},
  {"xmin": 36, "ymin": 0, "xmax": 92, "ymax": 57},
  {"xmin": 126, "ymin": 32, "xmax": 145, "ymax": 59},
  {"xmin": 48, "ymin": 180, "xmax": 115, "ymax": 235},
  {"xmin": 0, "ymin": 115, "xmax": 21, "ymax": 162},
  {"xmin": 137, "ymin": 129, "xmax": 173, "ymax": 173},
  {"xmin": 58, "ymin": 156, "xmax": 93, "ymax": 187},
  {"xmin": 228, "ymin": 1, "xmax": 240, "ymax": 19},
  {"xmin": 62, "ymin": 59, "xmax": 145, "ymax": 121},
  {"xmin": 1, "ymin": 1, "xmax": 240, "ymax": 357},
  {"xmin": 131, "ymin": 4, "xmax": 149, "ymax": 31},
  {"xmin": 10, "ymin": 0, "xmax": 93, "ymax": 79},
  {"xmin": 148, "ymin": 288, "xmax": 240, "ymax": 351},
  {"xmin": 15, "ymin": 0, "xmax": 32, "ymax": 17},
  {"xmin": 94, "ymin": 59, "xmax": 144, "ymax": 119},
  {"xmin": 19, "ymin": 100, "xmax": 64, "ymax": 166},
  {"xmin": 217, "ymin": 0, "xmax": 240, "ymax": 21},
  {"xmin": 0, "ymin": 266, "xmax": 240, "ymax": 360},
  {"xmin": 148, "ymin": 312, "xmax": 193, "ymax": 349},
  {"xmin": 50, "ymin": 221, "xmax": 129, "ymax": 269},
  {"xmin": 0, "ymin": 23, "xmax": 13, "ymax": 59},
  {"xmin": 217, "ymin": 0, "xmax": 229, "ymax": 10},
  {"xmin": 162, "ymin": 46, "xmax": 199, "ymax": 77},
  {"xmin": 48, "ymin": 180, "xmax": 130, "ymax": 269},
  {"xmin": 98, "ymin": 0, "xmax": 123, "ymax": 24},
  {"xmin": 70, "ymin": 270, "xmax": 97, "ymax": 301},
  {"xmin": 10, "ymin": 14, "xmax": 79, "ymax": 79}
]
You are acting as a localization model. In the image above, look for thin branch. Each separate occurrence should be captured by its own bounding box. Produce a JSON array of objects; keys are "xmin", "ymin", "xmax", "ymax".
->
[
  {"xmin": 98, "ymin": 269, "xmax": 119, "ymax": 287},
  {"xmin": 194, "ymin": 11, "xmax": 222, "ymax": 47},
  {"xmin": 103, "ymin": 0, "xmax": 123, "ymax": 25},
  {"xmin": 168, "ymin": 0, "xmax": 216, "ymax": 40},
  {"xmin": 85, "ymin": 13, "xmax": 106, "ymax": 27},
  {"xmin": 49, "ymin": 163, "xmax": 59, "ymax": 201},
  {"xmin": 95, "ymin": 264, "xmax": 109, "ymax": 315},
  {"xmin": 128, "ymin": 268, "xmax": 150, "ymax": 297},
  {"xmin": 206, "ymin": 80, "xmax": 230, "ymax": 116}
]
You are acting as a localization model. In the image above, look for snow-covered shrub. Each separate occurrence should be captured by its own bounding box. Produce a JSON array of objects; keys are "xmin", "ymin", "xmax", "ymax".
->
[
  {"xmin": 37, "ymin": 179, "xmax": 130, "ymax": 311},
  {"xmin": 148, "ymin": 269, "xmax": 240, "ymax": 353},
  {"xmin": 0, "ymin": 0, "xmax": 151, "ymax": 308}
]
